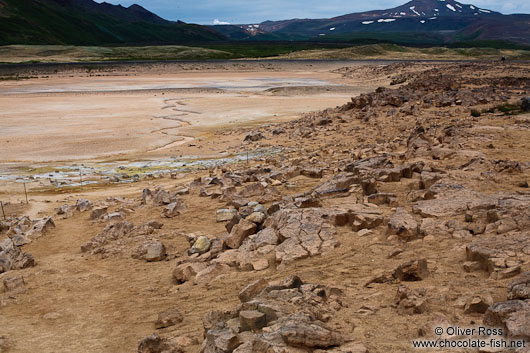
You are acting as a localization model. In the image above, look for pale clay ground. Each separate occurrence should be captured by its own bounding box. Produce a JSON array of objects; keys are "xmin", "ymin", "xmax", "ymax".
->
[{"xmin": 0, "ymin": 67, "xmax": 374, "ymax": 163}]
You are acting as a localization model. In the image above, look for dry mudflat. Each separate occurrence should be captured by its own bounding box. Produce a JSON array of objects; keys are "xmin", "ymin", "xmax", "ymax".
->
[{"xmin": 0, "ymin": 60, "xmax": 530, "ymax": 353}]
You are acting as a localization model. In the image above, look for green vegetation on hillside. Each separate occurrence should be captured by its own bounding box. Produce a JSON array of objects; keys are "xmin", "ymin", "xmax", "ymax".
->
[
  {"xmin": 0, "ymin": 0, "xmax": 224, "ymax": 45},
  {"xmin": 1, "ymin": 43, "xmax": 530, "ymax": 64}
]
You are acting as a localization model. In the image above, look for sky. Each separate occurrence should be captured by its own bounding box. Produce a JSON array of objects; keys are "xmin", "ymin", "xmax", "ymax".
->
[{"xmin": 94, "ymin": 0, "xmax": 530, "ymax": 25}]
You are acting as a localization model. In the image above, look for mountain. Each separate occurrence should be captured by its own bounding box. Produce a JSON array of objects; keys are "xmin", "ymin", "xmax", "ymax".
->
[
  {"xmin": 224, "ymin": 0, "xmax": 530, "ymax": 46},
  {"xmin": 0, "ymin": 0, "xmax": 225, "ymax": 45}
]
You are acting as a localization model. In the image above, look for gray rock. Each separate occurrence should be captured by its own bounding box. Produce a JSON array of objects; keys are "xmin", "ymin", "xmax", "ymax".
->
[
  {"xmin": 75, "ymin": 199, "xmax": 93, "ymax": 212},
  {"xmin": 145, "ymin": 241, "xmax": 166, "ymax": 262},
  {"xmin": 508, "ymin": 272, "xmax": 530, "ymax": 300}
]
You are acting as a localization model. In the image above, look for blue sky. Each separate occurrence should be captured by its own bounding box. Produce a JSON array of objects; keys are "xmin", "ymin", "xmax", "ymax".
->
[{"xmin": 95, "ymin": 0, "xmax": 530, "ymax": 24}]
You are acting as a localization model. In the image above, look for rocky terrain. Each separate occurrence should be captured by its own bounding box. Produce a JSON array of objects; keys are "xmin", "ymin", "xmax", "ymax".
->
[{"xmin": 1, "ymin": 61, "xmax": 530, "ymax": 353}]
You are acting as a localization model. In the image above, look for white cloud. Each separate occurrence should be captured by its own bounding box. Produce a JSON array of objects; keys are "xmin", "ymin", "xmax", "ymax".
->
[{"xmin": 213, "ymin": 19, "xmax": 231, "ymax": 25}]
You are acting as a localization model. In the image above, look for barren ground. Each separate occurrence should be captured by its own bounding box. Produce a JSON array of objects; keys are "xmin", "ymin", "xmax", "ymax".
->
[{"xmin": 0, "ymin": 60, "xmax": 529, "ymax": 353}]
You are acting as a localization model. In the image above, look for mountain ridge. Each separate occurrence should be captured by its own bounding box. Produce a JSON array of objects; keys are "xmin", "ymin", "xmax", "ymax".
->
[
  {"xmin": 219, "ymin": 0, "xmax": 530, "ymax": 45},
  {"xmin": 0, "ymin": 0, "xmax": 225, "ymax": 45}
]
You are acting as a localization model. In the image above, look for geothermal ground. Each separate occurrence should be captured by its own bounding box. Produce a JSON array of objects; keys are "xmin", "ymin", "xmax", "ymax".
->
[{"xmin": 0, "ymin": 60, "xmax": 529, "ymax": 353}]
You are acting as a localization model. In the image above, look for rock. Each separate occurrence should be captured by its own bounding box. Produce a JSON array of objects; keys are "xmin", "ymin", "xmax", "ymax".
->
[
  {"xmin": 387, "ymin": 207, "xmax": 418, "ymax": 240},
  {"xmin": 239, "ymin": 310, "xmax": 267, "ymax": 331},
  {"xmin": 235, "ymin": 183, "xmax": 266, "ymax": 199},
  {"xmin": 295, "ymin": 197, "xmax": 323, "ymax": 208},
  {"xmin": 76, "ymin": 199, "xmax": 93, "ymax": 212},
  {"xmin": 104, "ymin": 212, "xmax": 124, "ymax": 223},
  {"xmin": 3, "ymin": 275, "xmax": 25, "ymax": 291},
  {"xmin": 26, "ymin": 217, "xmax": 55, "ymax": 239},
  {"xmin": 142, "ymin": 188, "xmax": 154, "ymax": 205},
  {"xmin": 153, "ymin": 190, "xmax": 172, "ymax": 206},
  {"xmin": 200, "ymin": 329, "xmax": 241, "ymax": 353},
  {"xmin": 80, "ymin": 221, "xmax": 134, "ymax": 254},
  {"xmin": 189, "ymin": 236, "xmax": 211, "ymax": 255},
  {"xmin": 245, "ymin": 212, "xmax": 266, "ymax": 224},
  {"xmin": 56, "ymin": 204, "xmax": 71, "ymax": 216},
  {"xmin": 155, "ymin": 308, "xmax": 184, "ymax": 329},
  {"xmin": 466, "ymin": 232, "xmax": 530, "ymax": 274},
  {"xmin": 499, "ymin": 266, "xmax": 521, "ymax": 279},
  {"xmin": 464, "ymin": 295, "xmax": 493, "ymax": 314},
  {"xmin": 216, "ymin": 209, "xmax": 238, "ymax": 222},
  {"xmin": 273, "ymin": 314, "xmax": 343, "ymax": 348},
  {"xmin": 138, "ymin": 333, "xmax": 183, "ymax": 353},
  {"xmin": 90, "ymin": 207, "xmax": 108, "ymax": 220},
  {"xmin": 226, "ymin": 220, "xmax": 257, "ymax": 249},
  {"xmin": 269, "ymin": 208, "xmax": 347, "ymax": 265},
  {"xmin": 412, "ymin": 189, "xmax": 497, "ymax": 218},
  {"xmin": 0, "ymin": 238, "xmax": 35, "ymax": 273},
  {"xmin": 173, "ymin": 262, "xmax": 207, "ymax": 284},
  {"xmin": 239, "ymin": 278, "xmax": 269, "ymax": 302},
  {"xmin": 394, "ymin": 285, "xmax": 427, "ymax": 314},
  {"xmin": 508, "ymin": 272, "xmax": 530, "ymax": 300},
  {"xmin": 313, "ymin": 173, "xmax": 359, "ymax": 196},
  {"xmin": 225, "ymin": 213, "xmax": 241, "ymax": 233},
  {"xmin": 175, "ymin": 187, "xmax": 189, "ymax": 195},
  {"xmin": 420, "ymin": 171, "xmax": 443, "ymax": 190},
  {"xmin": 145, "ymin": 242, "xmax": 166, "ymax": 262},
  {"xmin": 483, "ymin": 300, "xmax": 530, "ymax": 339},
  {"xmin": 244, "ymin": 131, "xmax": 265, "ymax": 142},
  {"xmin": 162, "ymin": 200, "xmax": 186, "ymax": 218},
  {"xmin": 393, "ymin": 259, "xmax": 429, "ymax": 281}
]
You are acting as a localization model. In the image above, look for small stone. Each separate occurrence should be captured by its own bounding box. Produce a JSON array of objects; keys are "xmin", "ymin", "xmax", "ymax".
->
[
  {"xmin": 189, "ymin": 236, "xmax": 211, "ymax": 255},
  {"xmin": 246, "ymin": 212, "xmax": 266, "ymax": 224},
  {"xmin": 216, "ymin": 209, "xmax": 238, "ymax": 222},
  {"xmin": 145, "ymin": 241, "xmax": 166, "ymax": 262},
  {"xmin": 155, "ymin": 308, "xmax": 183, "ymax": 329}
]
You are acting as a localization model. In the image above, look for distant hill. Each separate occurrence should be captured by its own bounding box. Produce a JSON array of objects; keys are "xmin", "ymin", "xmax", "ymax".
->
[
  {"xmin": 1, "ymin": 0, "xmax": 528, "ymax": 48},
  {"xmin": 219, "ymin": 0, "xmax": 530, "ymax": 46},
  {"xmin": 0, "ymin": 0, "xmax": 225, "ymax": 45}
]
